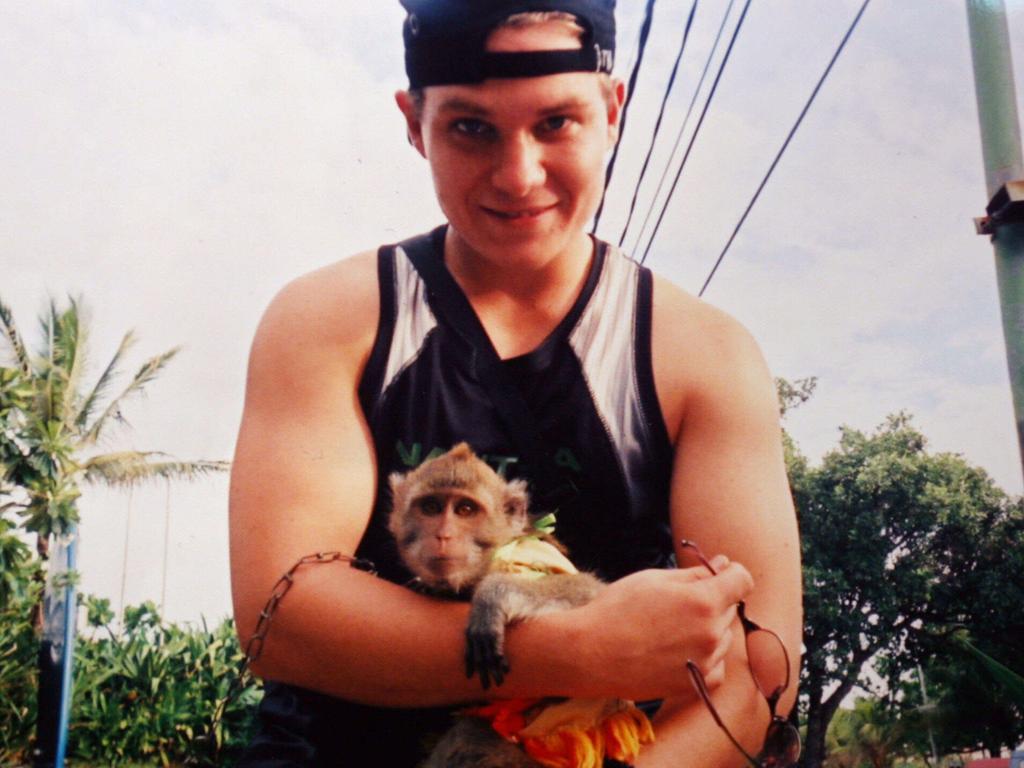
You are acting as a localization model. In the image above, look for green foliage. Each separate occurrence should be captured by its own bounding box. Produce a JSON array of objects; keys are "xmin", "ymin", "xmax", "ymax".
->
[
  {"xmin": 0, "ymin": 571, "xmax": 41, "ymax": 764},
  {"xmin": 825, "ymin": 698, "xmax": 908, "ymax": 768},
  {"xmin": 70, "ymin": 602, "xmax": 262, "ymax": 767},
  {"xmin": 790, "ymin": 412, "xmax": 1024, "ymax": 766},
  {"xmin": 0, "ymin": 588, "xmax": 262, "ymax": 765},
  {"xmin": 0, "ymin": 517, "xmax": 32, "ymax": 608},
  {"xmin": 901, "ymin": 630, "xmax": 1024, "ymax": 759},
  {"xmin": 0, "ymin": 296, "xmax": 237, "ymax": 764},
  {"xmin": 0, "ymin": 295, "xmax": 229, "ymax": 546},
  {"xmin": 777, "ymin": 376, "xmax": 818, "ymax": 417}
]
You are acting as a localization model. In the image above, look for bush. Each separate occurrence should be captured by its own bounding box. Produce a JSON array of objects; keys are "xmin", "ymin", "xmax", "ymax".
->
[
  {"xmin": 0, "ymin": 577, "xmax": 40, "ymax": 765},
  {"xmin": 70, "ymin": 599, "xmax": 262, "ymax": 766},
  {"xmin": 0, "ymin": 591, "xmax": 261, "ymax": 767}
]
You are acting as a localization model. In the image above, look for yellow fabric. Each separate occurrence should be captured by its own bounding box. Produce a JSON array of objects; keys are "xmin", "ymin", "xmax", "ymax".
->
[{"xmin": 490, "ymin": 536, "xmax": 578, "ymax": 577}]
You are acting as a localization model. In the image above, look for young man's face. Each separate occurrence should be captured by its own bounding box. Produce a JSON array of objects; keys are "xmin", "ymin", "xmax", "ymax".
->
[{"xmin": 397, "ymin": 20, "xmax": 624, "ymax": 269}]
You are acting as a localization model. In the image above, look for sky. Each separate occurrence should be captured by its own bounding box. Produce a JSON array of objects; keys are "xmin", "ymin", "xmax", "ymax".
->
[{"xmin": 3, "ymin": 0, "xmax": 1023, "ymax": 625}]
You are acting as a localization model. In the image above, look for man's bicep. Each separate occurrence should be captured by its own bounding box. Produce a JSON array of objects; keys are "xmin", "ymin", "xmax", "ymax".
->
[
  {"xmin": 228, "ymin": 266, "xmax": 379, "ymax": 642},
  {"xmin": 668, "ymin": 320, "xmax": 802, "ymax": 709}
]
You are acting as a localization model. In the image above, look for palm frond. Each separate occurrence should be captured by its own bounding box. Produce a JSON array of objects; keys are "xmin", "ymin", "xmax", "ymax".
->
[
  {"xmin": 58, "ymin": 297, "xmax": 89, "ymax": 429},
  {"xmin": 0, "ymin": 298, "xmax": 31, "ymax": 375},
  {"xmin": 38, "ymin": 299, "xmax": 59, "ymax": 423},
  {"xmin": 81, "ymin": 347, "xmax": 181, "ymax": 445},
  {"xmin": 82, "ymin": 451, "xmax": 229, "ymax": 488},
  {"xmin": 74, "ymin": 330, "xmax": 137, "ymax": 430}
]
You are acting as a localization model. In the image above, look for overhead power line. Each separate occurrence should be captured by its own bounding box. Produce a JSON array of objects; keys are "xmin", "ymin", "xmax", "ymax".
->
[
  {"xmin": 640, "ymin": 0, "xmax": 753, "ymax": 264},
  {"xmin": 617, "ymin": 0, "xmax": 700, "ymax": 248},
  {"xmin": 592, "ymin": 0, "xmax": 658, "ymax": 233},
  {"xmin": 627, "ymin": 0, "xmax": 736, "ymax": 256},
  {"xmin": 698, "ymin": 0, "xmax": 872, "ymax": 297}
]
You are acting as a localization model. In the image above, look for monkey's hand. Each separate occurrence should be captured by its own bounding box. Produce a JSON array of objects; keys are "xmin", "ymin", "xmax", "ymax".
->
[{"xmin": 465, "ymin": 572, "xmax": 603, "ymax": 689}]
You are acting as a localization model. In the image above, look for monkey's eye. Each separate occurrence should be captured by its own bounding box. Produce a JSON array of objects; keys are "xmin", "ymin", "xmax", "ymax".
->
[
  {"xmin": 454, "ymin": 499, "xmax": 480, "ymax": 517},
  {"xmin": 417, "ymin": 496, "xmax": 443, "ymax": 516}
]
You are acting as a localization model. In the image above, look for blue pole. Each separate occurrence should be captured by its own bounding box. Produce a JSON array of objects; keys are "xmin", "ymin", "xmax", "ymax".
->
[{"xmin": 53, "ymin": 526, "xmax": 77, "ymax": 767}]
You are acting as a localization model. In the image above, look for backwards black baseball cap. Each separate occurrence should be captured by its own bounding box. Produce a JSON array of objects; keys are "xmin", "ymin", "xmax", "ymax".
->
[{"xmin": 400, "ymin": 0, "xmax": 616, "ymax": 89}]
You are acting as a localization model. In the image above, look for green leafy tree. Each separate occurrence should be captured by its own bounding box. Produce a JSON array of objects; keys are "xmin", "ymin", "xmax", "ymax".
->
[
  {"xmin": 0, "ymin": 296, "xmax": 229, "ymax": 618},
  {"xmin": 0, "ymin": 295, "xmax": 230, "ymax": 761},
  {"xmin": 789, "ymin": 413, "xmax": 1020, "ymax": 767},
  {"xmin": 824, "ymin": 697, "xmax": 910, "ymax": 768}
]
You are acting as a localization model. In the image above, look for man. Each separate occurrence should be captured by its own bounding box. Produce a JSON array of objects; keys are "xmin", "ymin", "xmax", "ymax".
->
[{"xmin": 229, "ymin": 1, "xmax": 802, "ymax": 765}]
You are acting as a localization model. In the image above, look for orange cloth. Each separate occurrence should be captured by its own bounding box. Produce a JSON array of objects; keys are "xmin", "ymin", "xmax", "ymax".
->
[{"xmin": 463, "ymin": 697, "xmax": 655, "ymax": 768}]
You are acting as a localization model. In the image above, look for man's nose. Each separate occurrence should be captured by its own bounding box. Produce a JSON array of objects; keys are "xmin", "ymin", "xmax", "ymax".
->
[{"xmin": 491, "ymin": 134, "xmax": 546, "ymax": 198}]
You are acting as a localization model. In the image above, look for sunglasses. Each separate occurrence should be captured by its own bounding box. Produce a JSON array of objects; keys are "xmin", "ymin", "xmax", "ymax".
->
[{"xmin": 679, "ymin": 540, "xmax": 801, "ymax": 768}]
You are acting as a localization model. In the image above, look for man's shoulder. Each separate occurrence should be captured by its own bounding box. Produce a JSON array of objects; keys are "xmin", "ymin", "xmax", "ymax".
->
[
  {"xmin": 651, "ymin": 273, "xmax": 763, "ymax": 367},
  {"xmin": 649, "ymin": 273, "xmax": 773, "ymax": 439},
  {"xmin": 248, "ymin": 249, "xmax": 381, "ymax": 387}
]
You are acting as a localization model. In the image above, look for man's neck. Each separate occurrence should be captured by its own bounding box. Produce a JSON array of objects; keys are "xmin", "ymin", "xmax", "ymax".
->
[{"xmin": 443, "ymin": 228, "xmax": 595, "ymax": 359}]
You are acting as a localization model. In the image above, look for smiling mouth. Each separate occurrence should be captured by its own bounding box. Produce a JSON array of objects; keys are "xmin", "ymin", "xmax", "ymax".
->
[{"xmin": 483, "ymin": 204, "xmax": 557, "ymax": 220}]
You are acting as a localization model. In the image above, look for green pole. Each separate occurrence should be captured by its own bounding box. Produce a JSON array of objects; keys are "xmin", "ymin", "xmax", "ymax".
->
[{"xmin": 966, "ymin": 0, "xmax": 1024, "ymax": 482}]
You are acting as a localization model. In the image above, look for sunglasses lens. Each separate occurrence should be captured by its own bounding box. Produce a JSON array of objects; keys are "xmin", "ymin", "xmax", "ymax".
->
[
  {"xmin": 746, "ymin": 627, "xmax": 789, "ymax": 700},
  {"xmin": 759, "ymin": 718, "xmax": 801, "ymax": 766}
]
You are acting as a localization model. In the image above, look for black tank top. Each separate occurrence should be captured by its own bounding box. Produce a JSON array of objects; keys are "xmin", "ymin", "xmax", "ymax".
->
[{"xmin": 240, "ymin": 227, "xmax": 674, "ymax": 767}]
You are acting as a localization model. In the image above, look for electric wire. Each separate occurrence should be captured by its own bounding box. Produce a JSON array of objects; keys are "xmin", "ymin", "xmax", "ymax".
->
[
  {"xmin": 639, "ymin": 0, "xmax": 753, "ymax": 264},
  {"xmin": 617, "ymin": 0, "xmax": 700, "ymax": 248},
  {"xmin": 697, "ymin": 0, "xmax": 872, "ymax": 296},
  {"xmin": 592, "ymin": 0, "xmax": 658, "ymax": 233},
  {"xmin": 629, "ymin": 0, "xmax": 735, "ymax": 256}
]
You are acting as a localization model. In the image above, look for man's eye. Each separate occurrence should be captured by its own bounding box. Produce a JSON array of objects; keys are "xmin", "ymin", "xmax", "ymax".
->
[
  {"xmin": 540, "ymin": 116, "xmax": 571, "ymax": 133},
  {"xmin": 452, "ymin": 119, "xmax": 494, "ymax": 138}
]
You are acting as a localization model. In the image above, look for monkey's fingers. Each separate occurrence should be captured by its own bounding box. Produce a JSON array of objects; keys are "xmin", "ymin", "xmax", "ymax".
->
[
  {"xmin": 491, "ymin": 655, "xmax": 511, "ymax": 688},
  {"xmin": 465, "ymin": 630, "xmax": 510, "ymax": 690},
  {"xmin": 465, "ymin": 630, "xmax": 488, "ymax": 687}
]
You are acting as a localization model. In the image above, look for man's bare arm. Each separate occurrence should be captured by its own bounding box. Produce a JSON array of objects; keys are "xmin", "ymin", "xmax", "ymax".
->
[
  {"xmin": 229, "ymin": 253, "xmax": 752, "ymax": 708},
  {"xmin": 636, "ymin": 279, "xmax": 803, "ymax": 766}
]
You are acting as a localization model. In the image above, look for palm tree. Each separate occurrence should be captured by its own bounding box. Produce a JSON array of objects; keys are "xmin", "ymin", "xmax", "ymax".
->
[{"xmin": 0, "ymin": 295, "xmax": 229, "ymax": 766}]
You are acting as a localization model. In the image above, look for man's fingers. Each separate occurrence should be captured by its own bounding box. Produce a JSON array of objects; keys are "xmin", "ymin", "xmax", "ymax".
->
[
  {"xmin": 707, "ymin": 562, "xmax": 754, "ymax": 606},
  {"xmin": 709, "ymin": 554, "xmax": 729, "ymax": 571}
]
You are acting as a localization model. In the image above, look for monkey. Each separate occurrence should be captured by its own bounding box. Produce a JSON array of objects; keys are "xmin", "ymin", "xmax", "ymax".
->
[{"xmin": 388, "ymin": 443, "xmax": 654, "ymax": 768}]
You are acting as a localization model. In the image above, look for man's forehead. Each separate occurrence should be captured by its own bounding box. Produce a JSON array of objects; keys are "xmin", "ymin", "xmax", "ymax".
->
[
  {"xmin": 433, "ymin": 91, "xmax": 597, "ymax": 117},
  {"xmin": 485, "ymin": 16, "xmax": 584, "ymax": 53},
  {"xmin": 423, "ymin": 72, "xmax": 605, "ymax": 118}
]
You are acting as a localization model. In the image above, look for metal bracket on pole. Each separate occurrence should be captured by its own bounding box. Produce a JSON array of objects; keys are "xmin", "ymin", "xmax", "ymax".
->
[{"xmin": 975, "ymin": 179, "xmax": 1024, "ymax": 236}]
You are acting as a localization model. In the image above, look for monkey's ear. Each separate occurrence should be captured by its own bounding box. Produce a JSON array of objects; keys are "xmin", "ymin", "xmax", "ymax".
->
[
  {"xmin": 388, "ymin": 471, "xmax": 405, "ymax": 493},
  {"xmin": 388, "ymin": 472, "xmax": 408, "ymax": 521},
  {"xmin": 503, "ymin": 478, "xmax": 530, "ymax": 521}
]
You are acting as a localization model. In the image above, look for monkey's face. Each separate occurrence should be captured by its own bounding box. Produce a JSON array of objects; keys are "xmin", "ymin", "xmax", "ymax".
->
[
  {"xmin": 388, "ymin": 443, "xmax": 531, "ymax": 594},
  {"xmin": 397, "ymin": 487, "xmax": 519, "ymax": 593}
]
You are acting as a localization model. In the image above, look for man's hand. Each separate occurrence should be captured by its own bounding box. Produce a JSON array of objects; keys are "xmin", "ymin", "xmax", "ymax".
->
[{"xmin": 524, "ymin": 559, "xmax": 753, "ymax": 702}]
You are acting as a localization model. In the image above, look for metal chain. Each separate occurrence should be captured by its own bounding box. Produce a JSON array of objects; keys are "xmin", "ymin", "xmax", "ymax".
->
[{"xmin": 189, "ymin": 551, "xmax": 376, "ymax": 764}]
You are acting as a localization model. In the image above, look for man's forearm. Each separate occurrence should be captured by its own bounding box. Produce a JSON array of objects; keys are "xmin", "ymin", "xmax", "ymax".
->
[
  {"xmin": 241, "ymin": 561, "xmax": 754, "ymax": 708},
  {"xmin": 244, "ymin": 563, "xmax": 609, "ymax": 707},
  {"xmin": 635, "ymin": 658, "xmax": 768, "ymax": 768}
]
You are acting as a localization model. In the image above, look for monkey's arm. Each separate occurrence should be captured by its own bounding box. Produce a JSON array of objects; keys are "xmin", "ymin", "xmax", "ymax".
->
[
  {"xmin": 630, "ymin": 279, "xmax": 802, "ymax": 766},
  {"xmin": 466, "ymin": 572, "xmax": 603, "ymax": 689}
]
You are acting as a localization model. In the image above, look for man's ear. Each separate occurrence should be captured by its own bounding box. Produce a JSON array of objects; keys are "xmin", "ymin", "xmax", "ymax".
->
[
  {"xmin": 607, "ymin": 78, "xmax": 626, "ymax": 146},
  {"xmin": 395, "ymin": 89, "xmax": 427, "ymax": 158}
]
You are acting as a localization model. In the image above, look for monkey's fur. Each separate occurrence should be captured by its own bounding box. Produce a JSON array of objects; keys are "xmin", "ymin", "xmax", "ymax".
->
[{"xmin": 388, "ymin": 443, "xmax": 606, "ymax": 767}]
